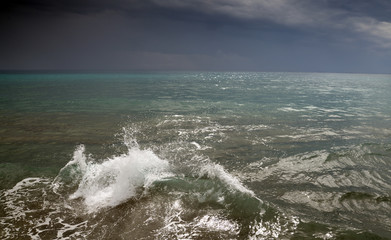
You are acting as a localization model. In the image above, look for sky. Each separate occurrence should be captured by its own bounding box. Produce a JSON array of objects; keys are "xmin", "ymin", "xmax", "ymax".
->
[{"xmin": 1, "ymin": 0, "xmax": 391, "ymax": 73}]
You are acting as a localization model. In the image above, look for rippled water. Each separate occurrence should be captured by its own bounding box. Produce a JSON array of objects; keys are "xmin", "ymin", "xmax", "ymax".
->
[{"xmin": 0, "ymin": 72, "xmax": 390, "ymax": 239}]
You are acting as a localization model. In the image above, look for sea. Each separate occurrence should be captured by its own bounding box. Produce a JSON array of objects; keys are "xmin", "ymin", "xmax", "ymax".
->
[{"xmin": 0, "ymin": 72, "xmax": 390, "ymax": 239}]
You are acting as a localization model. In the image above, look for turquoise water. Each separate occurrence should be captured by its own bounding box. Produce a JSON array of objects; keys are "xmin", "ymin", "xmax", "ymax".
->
[{"xmin": 0, "ymin": 72, "xmax": 390, "ymax": 239}]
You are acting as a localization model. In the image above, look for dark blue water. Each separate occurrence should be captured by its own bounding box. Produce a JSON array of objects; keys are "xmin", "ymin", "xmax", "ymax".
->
[{"xmin": 1, "ymin": 72, "xmax": 390, "ymax": 239}]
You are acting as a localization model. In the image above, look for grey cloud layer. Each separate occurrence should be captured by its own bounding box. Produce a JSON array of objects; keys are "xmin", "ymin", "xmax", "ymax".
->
[
  {"xmin": 4, "ymin": 0, "xmax": 391, "ymax": 49},
  {"xmin": 149, "ymin": 0, "xmax": 391, "ymax": 48},
  {"xmin": 2, "ymin": 0, "xmax": 391, "ymax": 72}
]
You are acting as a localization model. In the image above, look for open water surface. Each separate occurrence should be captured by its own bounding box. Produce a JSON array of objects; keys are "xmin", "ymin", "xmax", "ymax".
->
[{"xmin": 0, "ymin": 72, "xmax": 390, "ymax": 239}]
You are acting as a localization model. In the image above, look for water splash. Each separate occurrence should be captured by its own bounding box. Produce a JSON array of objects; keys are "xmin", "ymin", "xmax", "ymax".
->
[
  {"xmin": 1, "ymin": 126, "xmax": 299, "ymax": 239},
  {"xmin": 65, "ymin": 145, "xmax": 172, "ymax": 212}
]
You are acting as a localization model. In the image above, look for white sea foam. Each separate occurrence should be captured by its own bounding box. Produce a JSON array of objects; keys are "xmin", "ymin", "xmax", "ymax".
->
[
  {"xmin": 68, "ymin": 144, "xmax": 172, "ymax": 212},
  {"xmin": 52, "ymin": 145, "xmax": 88, "ymax": 194},
  {"xmin": 195, "ymin": 215, "xmax": 239, "ymax": 232},
  {"xmin": 1, "ymin": 178, "xmax": 50, "ymax": 221},
  {"xmin": 0, "ymin": 177, "xmax": 88, "ymax": 240},
  {"xmin": 190, "ymin": 141, "xmax": 201, "ymax": 149},
  {"xmin": 157, "ymin": 199, "xmax": 240, "ymax": 239},
  {"xmin": 278, "ymin": 107, "xmax": 304, "ymax": 112},
  {"xmin": 199, "ymin": 163, "xmax": 255, "ymax": 197},
  {"xmin": 277, "ymin": 127, "xmax": 340, "ymax": 141}
]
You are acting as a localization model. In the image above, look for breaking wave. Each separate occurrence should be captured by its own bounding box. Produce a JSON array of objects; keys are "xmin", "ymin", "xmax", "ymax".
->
[{"xmin": 1, "ymin": 127, "xmax": 296, "ymax": 239}]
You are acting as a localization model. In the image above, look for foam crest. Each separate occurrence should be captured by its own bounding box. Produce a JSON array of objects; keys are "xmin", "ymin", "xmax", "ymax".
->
[
  {"xmin": 68, "ymin": 144, "xmax": 171, "ymax": 212},
  {"xmin": 199, "ymin": 163, "xmax": 255, "ymax": 196},
  {"xmin": 52, "ymin": 145, "xmax": 88, "ymax": 193}
]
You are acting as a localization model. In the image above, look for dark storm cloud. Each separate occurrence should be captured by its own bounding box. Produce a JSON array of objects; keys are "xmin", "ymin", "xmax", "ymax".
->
[
  {"xmin": 1, "ymin": 0, "xmax": 391, "ymax": 72},
  {"xmin": 3, "ymin": 0, "xmax": 391, "ymax": 44},
  {"xmin": 4, "ymin": 0, "xmax": 389, "ymax": 26},
  {"xmin": 3, "ymin": 0, "xmax": 124, "ymax": 14}
]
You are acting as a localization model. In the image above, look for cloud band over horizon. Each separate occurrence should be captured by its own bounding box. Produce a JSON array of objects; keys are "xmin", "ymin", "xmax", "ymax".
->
[{"xmin": 1, "ymin": 0, "xmax": 391, "ymax": 73}]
